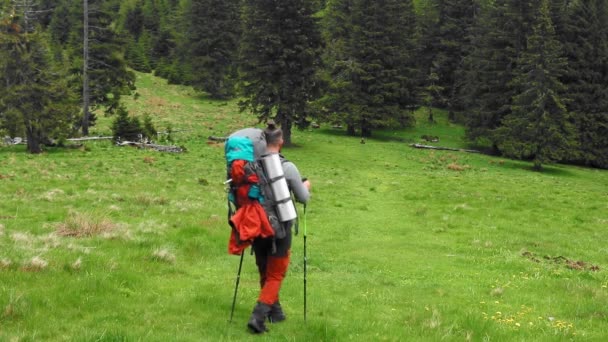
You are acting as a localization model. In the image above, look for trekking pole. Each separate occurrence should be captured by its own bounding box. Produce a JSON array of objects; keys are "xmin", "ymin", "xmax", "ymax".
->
[
  {"xmin": 229, "ymin": 251, "xmax": 245, "ymax": 323},
  {"xmin": 303, "ymin": 203, "xmax": 308, "ymax": 322}
]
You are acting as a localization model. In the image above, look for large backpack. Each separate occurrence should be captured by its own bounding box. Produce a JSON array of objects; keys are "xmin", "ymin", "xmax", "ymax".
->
[{"xmin": 224, "ymin": 129, "xmax": 291, "ymax": 251}]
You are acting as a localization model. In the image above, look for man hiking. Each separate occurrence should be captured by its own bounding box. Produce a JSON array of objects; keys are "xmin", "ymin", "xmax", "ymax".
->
[{"xmin": 227, "ymin": 121, "xmax": 311, "ymax": 333}]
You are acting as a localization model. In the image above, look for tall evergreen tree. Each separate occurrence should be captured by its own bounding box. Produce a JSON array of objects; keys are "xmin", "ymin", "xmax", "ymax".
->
[
  {"xmin": 495, "ymin": 0, "xmax": 575, "ymax": 170},
  {"xmin": 321, "ymin": 0, "xmax": 417, "ymax": 137},
  {"xmin": 142, "ymin": 0, "xmax": 179, "ymax": 71},
  {"xmin": 559, "ymin": 0, "xmax": 608, "ymax": 168},
  {"xmin": 317, "ymin": 0, "xmax": 356, "ymax": 132},
  {"xmin": 182, "ymin": 0, "xmax": 240, "ymax": 99},
  {"xmin": 124, "ymin": 1, "xmax": 145, "ymax": 39},
  {"xmin": 0, "ymin": 4, "xmax": 79, "ymax": 153},
  {"xmin": 64, "ymin": 0, "xmax": 135, "ymax": 135},
  {"xmin": 427, "ymin": 0, "xmax": 478, "ymax": 120},
  {"xmin": 239, "ymin": 0, "xmax": 323, "ymax": 145},
  {"xmin": 462, "ymin": 0, "xmax": 535, "ymax": 148}
]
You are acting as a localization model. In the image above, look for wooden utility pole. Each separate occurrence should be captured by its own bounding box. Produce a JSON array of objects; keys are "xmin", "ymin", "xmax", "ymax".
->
[{"xmin": 82, "ymin": 0, "xmax": 90, "ymax": 136}]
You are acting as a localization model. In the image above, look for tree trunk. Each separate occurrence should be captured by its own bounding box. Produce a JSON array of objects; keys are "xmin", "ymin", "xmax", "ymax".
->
[
  {"xmin": 280, "ymin": 118, "xmax": 293, "ymax": 146},
  {"xmin": 82, "ymin": 0, "xmax": 90, "ymax": 136},
  {"xmin": 361, "ymin": 126, "xmax": 372, "ymax": 137},
  {"xmin": 448, "ymin": 84, "xmax": 457, "ymax": 122},
  {"xmin": 347, "ymin": 124, "xmax": 356, "ymax": 136},
  {"xmin": 25, "ymin": 124, "xmax": 42, "ymax": 154}
]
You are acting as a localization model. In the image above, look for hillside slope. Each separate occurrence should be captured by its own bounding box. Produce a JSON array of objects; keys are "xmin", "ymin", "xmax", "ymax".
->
[{"xmin": 0, "ymin": 72, "xmax": 606, "ymax": 341}]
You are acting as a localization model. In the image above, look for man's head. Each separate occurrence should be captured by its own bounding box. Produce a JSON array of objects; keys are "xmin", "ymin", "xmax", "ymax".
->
[{"xmin": 264, "ymin": 120, "xmax": 283, "ymax": 151}]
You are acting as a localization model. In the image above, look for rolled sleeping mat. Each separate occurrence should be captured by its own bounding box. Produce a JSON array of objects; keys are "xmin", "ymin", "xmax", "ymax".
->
[{"xmin": 261, "ymin": 153, "xmax": 297, "ymax": 222}]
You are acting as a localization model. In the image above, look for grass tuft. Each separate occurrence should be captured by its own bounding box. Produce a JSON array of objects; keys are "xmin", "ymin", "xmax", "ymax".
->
[
  {"xmin": 2, "ymin": 293, "xmax": 26, "ymax": 320},
  {"xmin": 71, "ymin": 257, "xmax": 82, "ymax": 271},
  {"xmin": 143, "ymin": 156, "xmax": 156, "ymax": 164},
  {"xmin": 40, "ymin": 189, "xmax": 65, "ymax": 201},
  {"xmin": 0, "ymin": 258, "xmax": 12, "ymax": 269},
  {"xmin": 491, "ymin": 287, "xmax": 505, "ymax": 297},
  {"xmin": 23, "ymin": 256, "xmax": 48, "ymax": 272},
  {"xmin": 10, "ymin": 232, "xmax": 33, "ymax": 245},
  {"xmin": 56, "ymin": 211, "xmax": 116, "ymax": 238},
  {"xmin": 134, "ymin": 194, "xmax": 169, "ymax": 206},
  {"xmin": 152, "ymin": 248, "xmax": 176, "ymax": 264}
]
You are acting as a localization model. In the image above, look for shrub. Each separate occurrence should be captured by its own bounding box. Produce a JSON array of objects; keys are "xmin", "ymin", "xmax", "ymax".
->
[{"xmin": 111, "ymin": 105, "xmax": 142, "ymax": 142}]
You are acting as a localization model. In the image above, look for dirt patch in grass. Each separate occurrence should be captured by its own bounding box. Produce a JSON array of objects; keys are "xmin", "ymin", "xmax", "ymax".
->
[
  {"xmin": 147, "ymin": 97, "xmax": 168, "ymax": 107},
  {"xmin": 522, "ymin": 251, "xmax": 600, "ymax": 271},
  {"xmin": 447, "ymin": 162, "xmax": 470, "ymax": 172}
]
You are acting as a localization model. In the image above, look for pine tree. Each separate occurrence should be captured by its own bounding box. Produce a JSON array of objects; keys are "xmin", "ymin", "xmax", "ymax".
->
[
  {"xmin": 144, "ymin": 0, "xmax": 179, "ymax": 71},
  {"xmin": 48, "ymin": 1, "xmax": 71, "ymax": 45},
  {"xmin": 559, "ymin": 0, "xmax": 608, "ymax": 168},
  {"xmin": 124, "ymin": 1, "xmax": 144, "ymax": 39},
  {"xmin": 321, "ymin": 0, "xmax": 417, "ymax": 137},
  {"xmin": 317, "ymin": 0, "xmax": 358, "ymax": 134},
  {"xmin": 0, "ymin": 4, "xmax": 79, "ymax": 153},
  {"xmin": 429, "ymin": 0, "xmax": 479, "ymax": 120},
  {"xmin": 125, "ymin": 34, "xmax": 152, "ymax": 72},
  {"xmin": 495, "ymin": 0, "xmax": 575, "ymax": 170},
  {"xmin": 462, "ymin": 2, "xmax": 504, "ymax": 145},
  {"xmin": 239, "ymin": 0, "xmax": 323, "ymax": 145},
  {"xmin": 78, "ymin": 0, "xmax": 135, "ymax": 135},
  {"xmin": 182, "ymin": 0, "xmax": 240, "ymax": 99},
  {"xmin": 111, "ymin": 104, "xmax": 142, "ymax": 142},
  {"xmin": 462, "ymin": 0, "xmax": 535, "ymax": 148}
]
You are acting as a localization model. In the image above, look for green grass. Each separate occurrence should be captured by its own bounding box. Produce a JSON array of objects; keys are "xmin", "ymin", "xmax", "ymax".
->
[{"xmin": 1, "ymin": 72, "xmax": 607, "ymax": 341}]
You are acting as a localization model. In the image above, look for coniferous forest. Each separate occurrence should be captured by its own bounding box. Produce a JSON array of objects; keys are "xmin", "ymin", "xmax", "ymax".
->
[{"xmin": 1, "ymin": 0, "xmax": 607, "ymax": 170}]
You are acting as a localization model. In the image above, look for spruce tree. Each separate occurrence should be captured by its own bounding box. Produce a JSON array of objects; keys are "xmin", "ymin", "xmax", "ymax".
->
[
  {"xmin": 79, "ymin": 0, "xmax": 135, "ymax": 134},
  {"xmin": 559, "ymin": 0, "xmax": 608, "ymax": 168},
  {"xmin": 316, "ymin": 0, "xmax": 355, "ymax": 133},
  {"xmin": 429, "ymin": 0, "xmax": 479, "ymax": 120},
  {"xmin": 0, "ymin": 4, "xmax": 79, "ymax": 153},
  {"xmin": 321, "ymin": 0, "xmax": 417, "ymax": 137},
  {"xmin": 495, "ymin": 0, "xmax": 575, "ymax": 170},
  {"xmin": 124, "ymin": 1, "xmax": 145, "ymax": 39},
  {"xmin": 239, "ymin": 0, "xmax": 323, "ymax": 145},
  {"xmin": 461, "ymin": 0, "xmax": 517, "ymax": 148},
  {"xmin": 182, "ymin": 0, "xmax": 240, "ymax": 99}
]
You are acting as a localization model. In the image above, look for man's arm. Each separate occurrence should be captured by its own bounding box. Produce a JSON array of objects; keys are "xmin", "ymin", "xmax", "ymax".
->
[{"xmin": 283, "ymin": 162, "xmax": 310, "ymax": 203}]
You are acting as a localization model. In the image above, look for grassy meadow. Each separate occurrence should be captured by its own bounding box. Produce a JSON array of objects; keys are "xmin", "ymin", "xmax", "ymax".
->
[{"xmin": 1, "ymin": 72, "xmax": 607, "ymax": 341}]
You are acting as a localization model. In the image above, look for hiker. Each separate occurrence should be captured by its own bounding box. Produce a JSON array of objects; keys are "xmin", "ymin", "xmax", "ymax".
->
[{"xmin": 228, "ymin": 122, "xmax": 311, "ymax": 333}]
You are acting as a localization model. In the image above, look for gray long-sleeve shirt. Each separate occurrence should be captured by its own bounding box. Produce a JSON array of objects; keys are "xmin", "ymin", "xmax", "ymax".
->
[{"xmin": 283, "ymin": 161, "xmax": 310, "ymax": 204}]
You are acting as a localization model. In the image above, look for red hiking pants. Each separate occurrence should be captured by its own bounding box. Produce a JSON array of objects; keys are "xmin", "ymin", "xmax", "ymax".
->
[{"xmin": 256, "ymin": 251, "xmax": 290, "ymax": 305}]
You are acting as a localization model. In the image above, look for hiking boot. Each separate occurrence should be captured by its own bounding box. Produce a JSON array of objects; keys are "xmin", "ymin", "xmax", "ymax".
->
[
  {"xmin": 247, "ymin": 302, "xmax": 271, "ymax": 334},
  {"xmin": 268, "ymin": 301, "xmax": 286, "ymax": 323}
]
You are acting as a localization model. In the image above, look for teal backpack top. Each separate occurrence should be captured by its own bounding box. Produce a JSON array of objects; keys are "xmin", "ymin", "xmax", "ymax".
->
[
  {"xmin": 225, "ymin": 135, "xmax": 263, "ymax": 203},
  {"xmin": 225, "ymin": 136, "xmax": 256, "ymax": 165}
]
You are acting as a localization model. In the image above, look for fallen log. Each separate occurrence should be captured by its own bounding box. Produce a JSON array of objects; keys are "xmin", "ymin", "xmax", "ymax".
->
[
  {"xmin": 157, "ymin": 129, "xmax": 192, "ymax": 135},
  {"xmin": 410, "ymin": 143, "xmax": 481, "ymax": 154},
  {"xmin": 117, "ymin": 141, "xmax": 184, "ymax": 153},
  {"xmin": 208, "ymin": 136, "xmax": 228, "ymax": 142},
  {"xmin": 3, "ymin": 137, "xmax": 24, "ymax": 145},
  {"xmin": 67, "ymin": 136, "xmax": 113, "ymax": 141}
]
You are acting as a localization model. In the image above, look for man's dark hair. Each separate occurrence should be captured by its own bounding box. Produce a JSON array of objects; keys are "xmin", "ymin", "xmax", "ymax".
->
[{"xmin": 264, "ymin": 120, "xmax": 283, "ymax": 145}]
